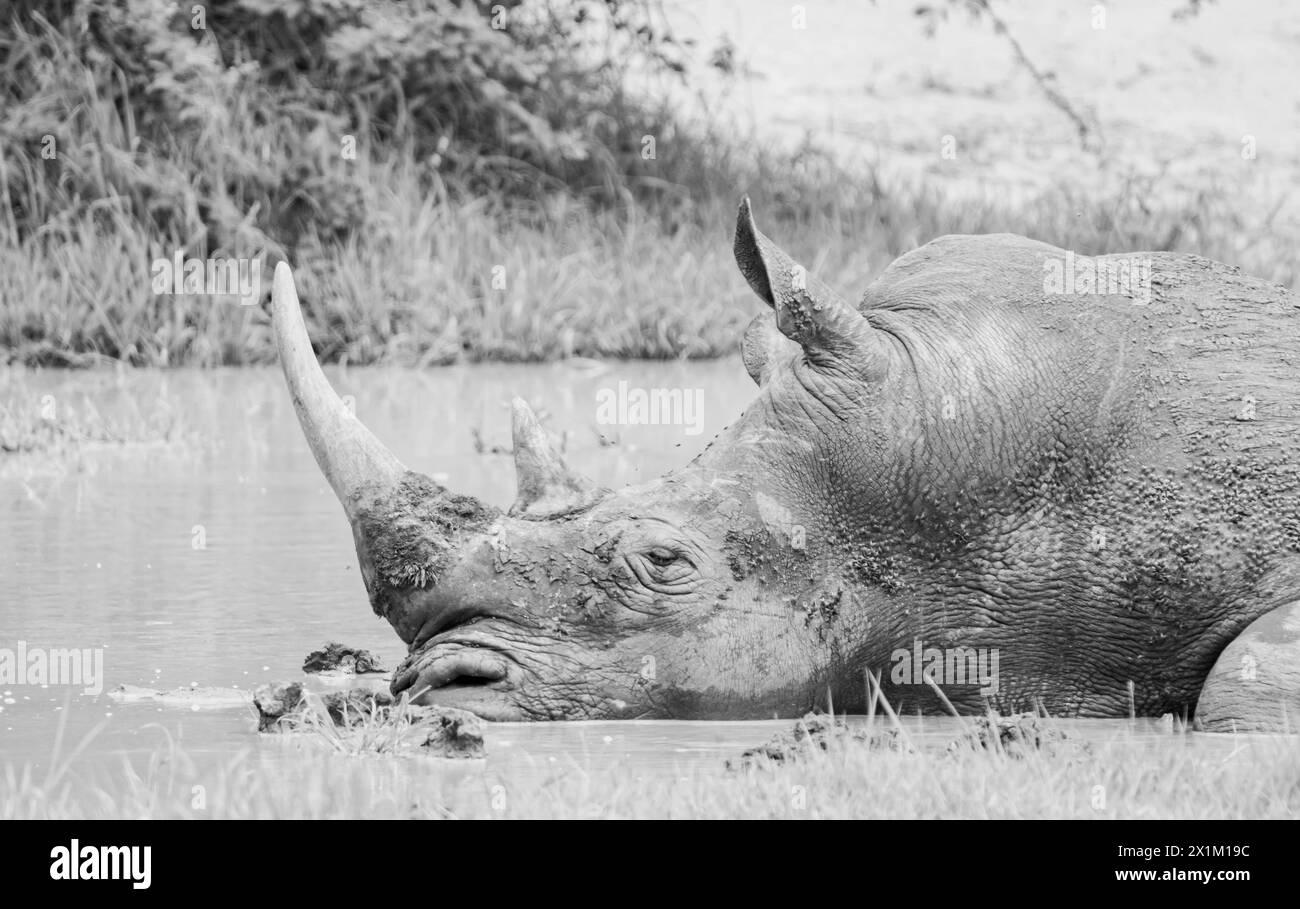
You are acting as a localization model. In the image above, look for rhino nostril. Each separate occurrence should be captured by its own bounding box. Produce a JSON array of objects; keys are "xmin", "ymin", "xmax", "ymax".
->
[
  {"xmin": 444, "ymin": 673, "xmax": 497, "ymax": 688},
  {"xmin": 409, "ymin": 604, "xmax": 488, "ymax": 650}
]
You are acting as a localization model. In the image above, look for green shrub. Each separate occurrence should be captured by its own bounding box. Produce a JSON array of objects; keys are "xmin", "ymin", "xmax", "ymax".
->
[{"xmin": 0, "ymin": 0, "xmax": 695, "ymax": 251}]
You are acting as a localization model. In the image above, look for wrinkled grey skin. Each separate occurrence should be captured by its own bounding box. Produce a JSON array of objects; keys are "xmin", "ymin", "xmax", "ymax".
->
[{"xmin": 273, "ymin": 199, "xmax": 1300, "ymax": 730}]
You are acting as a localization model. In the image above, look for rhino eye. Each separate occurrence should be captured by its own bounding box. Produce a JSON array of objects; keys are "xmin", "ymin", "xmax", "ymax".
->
[
  {"xmin": 625, "ymin": 543, "xmax": 700, "ymax": 596},
  {"xmin": 645, "ymin": 547, "xmax": 679, "ymax": 567}
]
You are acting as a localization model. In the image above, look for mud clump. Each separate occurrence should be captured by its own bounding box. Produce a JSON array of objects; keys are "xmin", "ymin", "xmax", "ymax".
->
[
  {"xmin": 302, "ymin": 642, "xmax": 387, "ymax": 674},
  {"xmin": 727, "ymin": 712, "xmax": 911, "ymax": 770},
  {"xmin": 723, "ymin": 529, "xmax": 765, "ymax": 581},
  {"xmin": 728, "ymin": 712, "xmax": 1088, "ymax": 769},
  {"xmin": 252, "ymin": 681, "xmax": 305, "ymax": 732},
  {"xmin": 420, "ymin": 709, "xmax": 487, "ymax": 758},
  {"xmin": 946, "ymin": 713, "xmax": 1084, "ymax": 759},
  {"xmin": 252, "ymin": 681, "xmax": 486, "ymax": 758},
  {"xmin": 253, "ymin": 682, "xmax": 397, "ymax": 730}
]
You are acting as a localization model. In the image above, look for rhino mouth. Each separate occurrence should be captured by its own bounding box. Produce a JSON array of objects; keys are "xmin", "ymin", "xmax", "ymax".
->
[{"xmin": 392, "ymin": 639, "xmax": 515, "ymax": 701}]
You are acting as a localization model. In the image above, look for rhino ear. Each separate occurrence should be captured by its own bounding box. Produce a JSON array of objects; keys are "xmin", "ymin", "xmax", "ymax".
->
[
  {"xmin": 734, "ymin": 197, "xmax": 887, "ymax": 378},
  {"xmin": 740, "ymin": 311, "xmax": 798, "ymax": 386}
]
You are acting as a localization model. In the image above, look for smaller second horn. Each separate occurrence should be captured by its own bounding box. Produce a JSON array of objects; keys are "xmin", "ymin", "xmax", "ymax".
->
[{"xmin": 510, "ymin": 398, "xmax": 601, "ymax": 517}]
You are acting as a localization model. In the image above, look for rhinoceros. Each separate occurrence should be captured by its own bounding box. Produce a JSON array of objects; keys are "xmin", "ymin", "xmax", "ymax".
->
[{"xmin": 271, "ymin": 199, "xmax": 1300, "ymax": 731}]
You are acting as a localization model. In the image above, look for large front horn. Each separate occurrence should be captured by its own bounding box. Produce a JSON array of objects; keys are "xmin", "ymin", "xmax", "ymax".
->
[
  {"xmin": 510, "ymin": 398, "xmax": 602, "ymax": 518},
  {"xmin": 272, "ymin": 263, "xmax": 406, "ymax": 520}
]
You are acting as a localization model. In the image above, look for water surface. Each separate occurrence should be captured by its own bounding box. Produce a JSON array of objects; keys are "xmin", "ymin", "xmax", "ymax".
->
[{"xmin": 1, "ymin": 363, "xmax": 765, "ymax": 779}]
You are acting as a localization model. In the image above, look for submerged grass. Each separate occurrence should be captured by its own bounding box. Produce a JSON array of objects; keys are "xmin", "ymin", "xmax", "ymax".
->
[
  {"xmin": 0, "ymin": 369, "xmax": 189, "ymax": 459},
  {"xmin": 0, "ymin": 396, "xmax": 186, "ymax": 456}
]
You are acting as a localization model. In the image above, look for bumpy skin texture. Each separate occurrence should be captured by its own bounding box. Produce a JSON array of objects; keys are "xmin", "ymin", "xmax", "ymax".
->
[{"xmin": 373, "ymin": 215, "xmax": 1300, "ymax": 727}]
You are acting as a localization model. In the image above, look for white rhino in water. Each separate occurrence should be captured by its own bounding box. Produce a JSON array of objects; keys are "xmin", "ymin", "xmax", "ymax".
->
[{"xmin": 270, "ymin": 199, "xmax": 1300, "ymax": 731}]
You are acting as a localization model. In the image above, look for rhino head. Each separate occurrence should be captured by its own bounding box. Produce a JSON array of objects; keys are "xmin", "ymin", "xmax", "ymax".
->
[{"xmin": 274, "ymin": 199, "xmax": 953, "ymax": 720}]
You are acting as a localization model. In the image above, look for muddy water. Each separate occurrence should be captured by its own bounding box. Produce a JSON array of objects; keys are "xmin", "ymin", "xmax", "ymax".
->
[
  {"xmin": 0, "ymin": 362, "xmax": 754, "ymax": 764},
  {"xmin": 0, "ymin": 364, "xmax": 1273, "ymax": 815}
]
